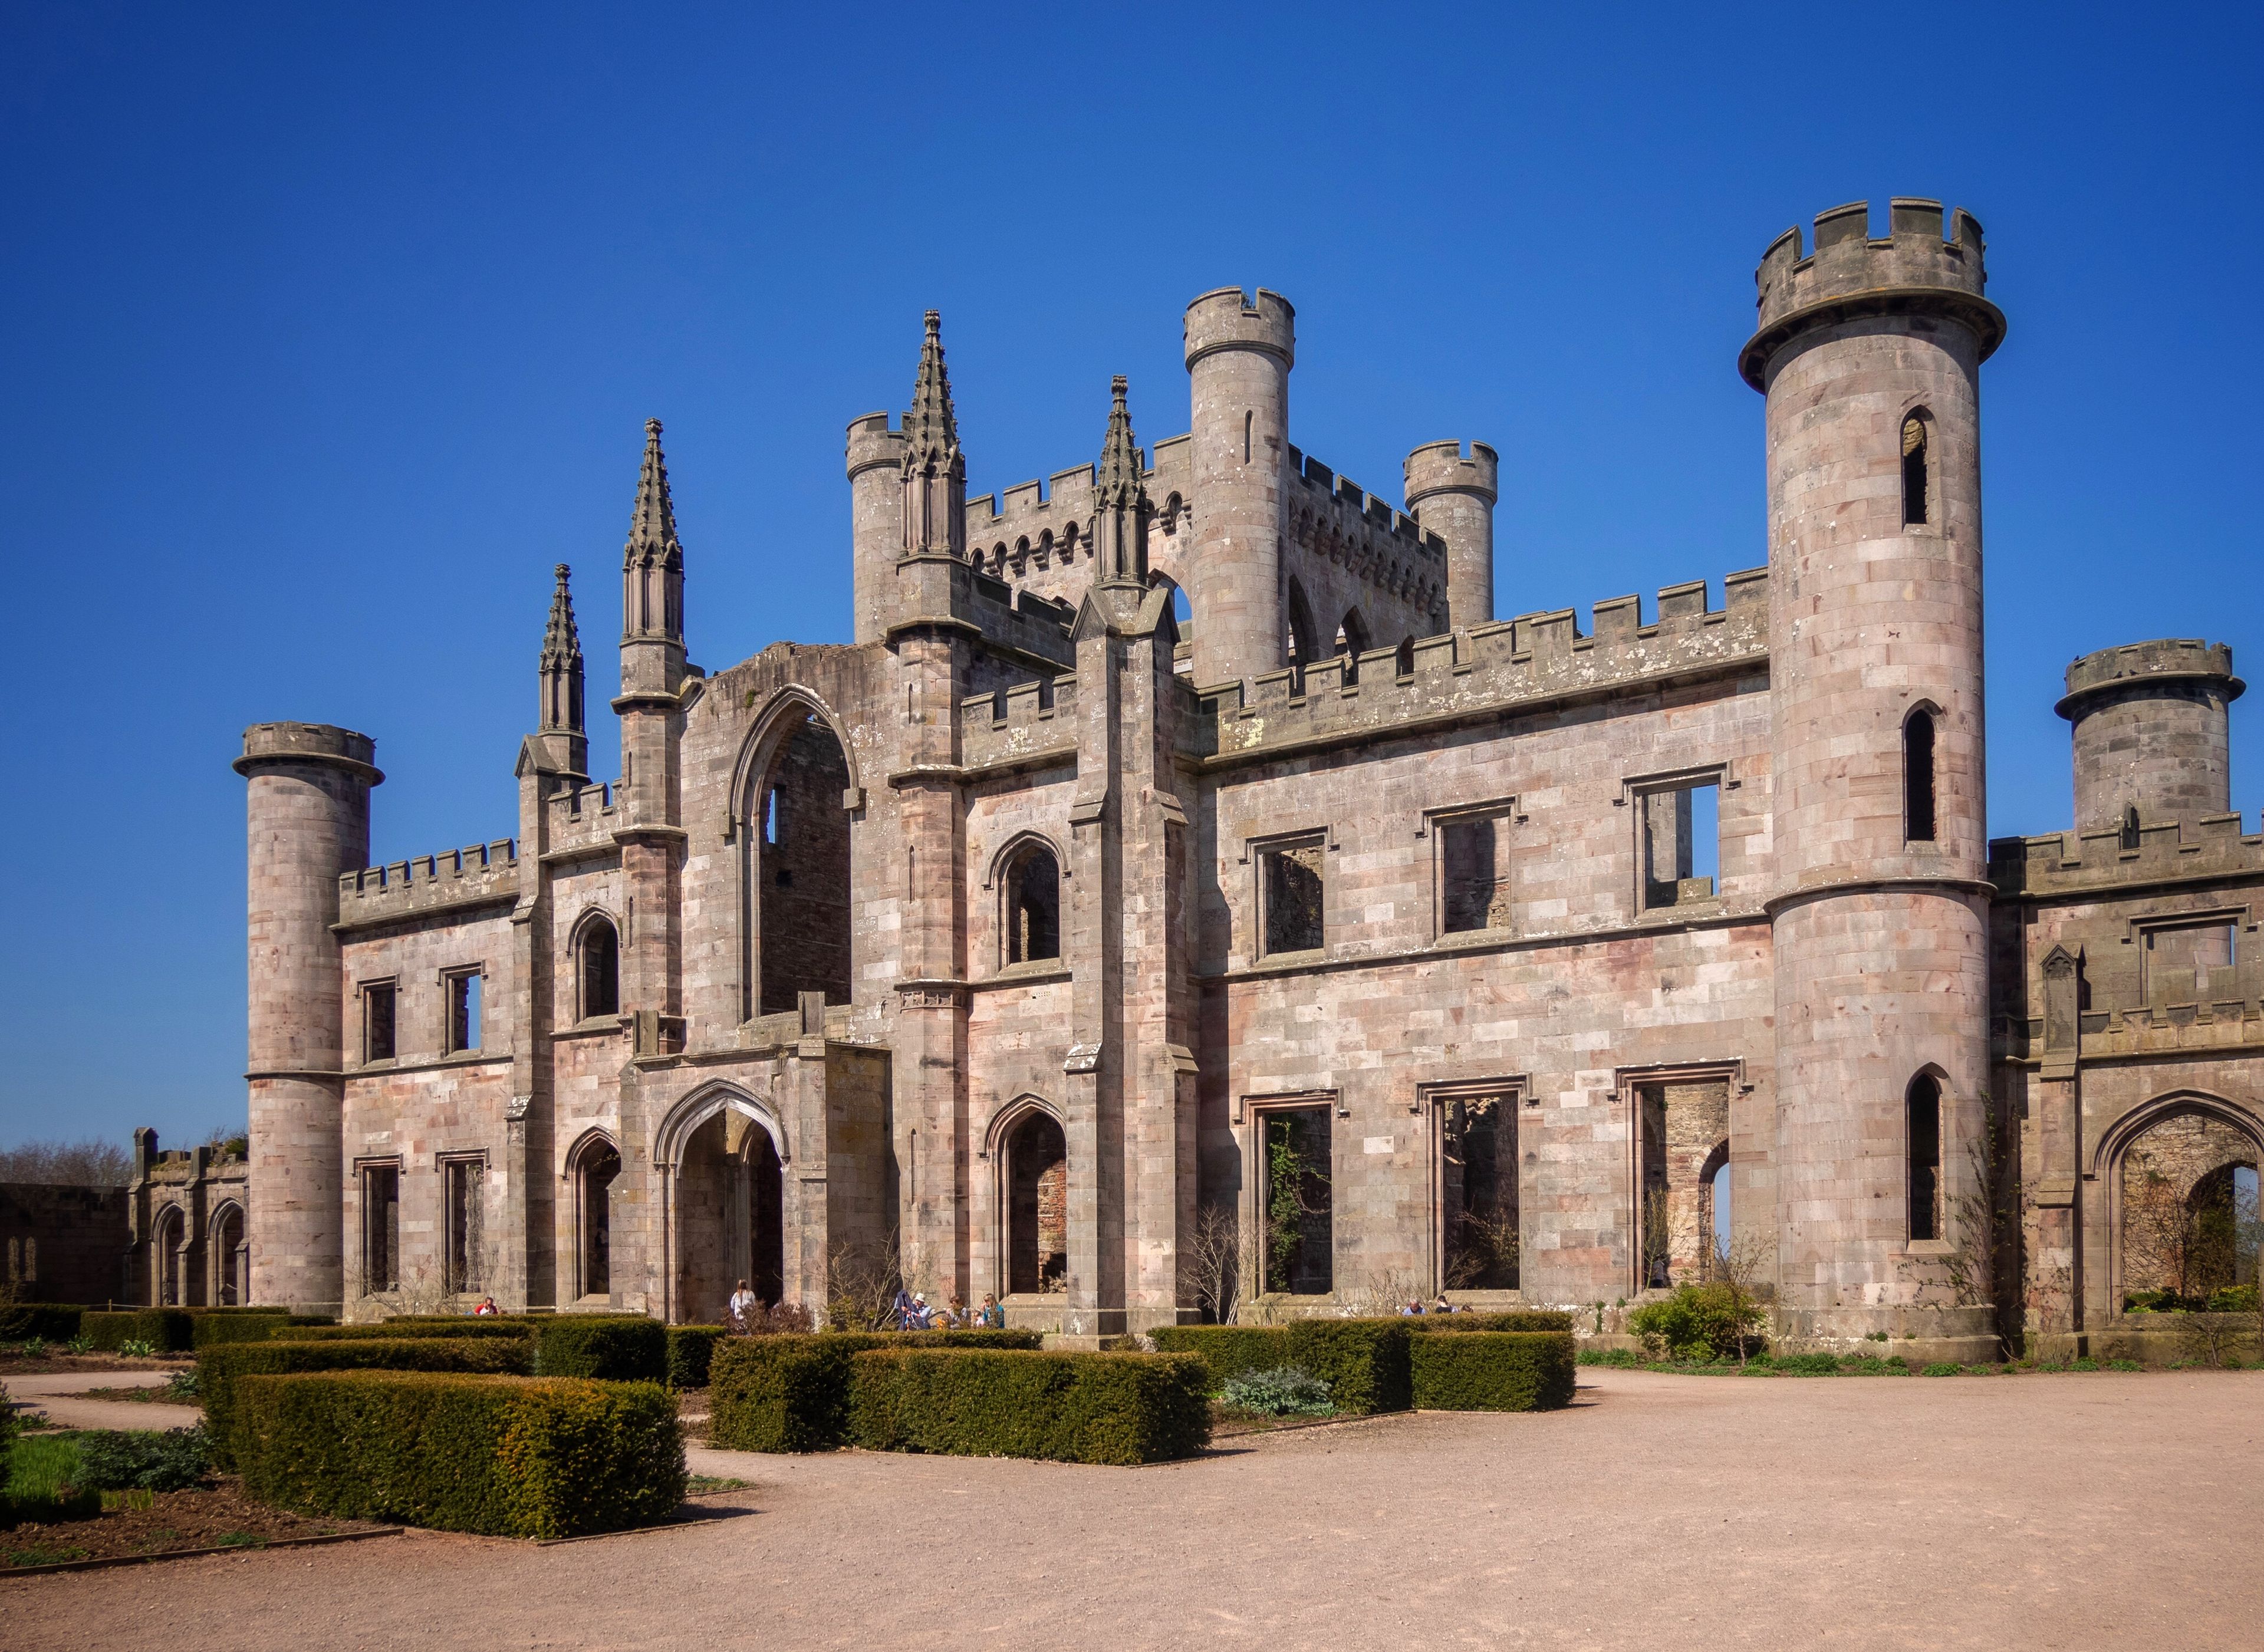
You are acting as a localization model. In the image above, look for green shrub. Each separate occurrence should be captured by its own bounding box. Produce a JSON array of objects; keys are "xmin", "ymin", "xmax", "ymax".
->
[
  {"xmin": 191, "ymin": 1311, "xmax": 295, "ymax": 1350},
  {"xmin": 4, "ymin": 1434, "xmax": 101, "ymax": 1524},
  {"xmin": 2207, "ymin": 1284, "xmax": 2260, "ymax": 1314},
  {"xmin": 535, "ymin": 1317, "xmax": 669, "ymax": 1383},
  {"xmin": 1575, "ymin": 1345, "xmax": 1643, "ymax": 1368},
  {"xmin": 1409, "ymin": 1311, "xmax": 1577, "ymax": 1334},
  {"xmin": 1220, "ymin": 1365, "xmax": 1333, "ymax": 1416},
  {"xmin": 1775, "ymin": 1352, "xmax": 1841, "ymax": 1376},
  {"xmin": 83, "ymin": 1309, "xmax": 194, "ymax": 1354},
  {"xmin": 0, "ymin": 1304, "xmax": 84, "ymax": 1343},
  {"xmin": 1149, "ymin": 1326, "xmax": 1291, "ymax": 1387},
  {"xmin": 1627, "ymin": 1283, "xmax": 1765, "ymax": 1361},
  {"xmin": 233, "ymin": 1370, "xmax": 683, "ymax": 1538},
  {"xmin": 1409, "ymin": 1331, "xmax": 1575, "ymax": 1411},
  {"xmin": 708, "ymin": 1330, "xmax": 1045, "ymax": 1452},
  {"xmin": 849, "ymin": 1348, "xmax": 1210, "ymax": 1464},
  {"xmin": 274, "ymin": 1319, "xmax": 536, "ymax": 1342},
  {"xmin": 2108, "ymin": 1358, "xmax": 2145, "ymax": 1371},
  {"xmin": 1921, "ymin": 1362, "xmax": 1963, "ymax": 1377},
  {"xmin": 1283, "ymin": 1319, "xmax": 1411, "ymax": 1414},
  {"xmin": 667, "ymin": 1325, "xmax": 728, "ymax": 1388},
  {"xmin": 200, "ymin": 1336, "xmax": 534, "ymax": 1469},
  {"xmin": 73, "ymin": 1427, "xmax": 210, "ymax": 1492}
]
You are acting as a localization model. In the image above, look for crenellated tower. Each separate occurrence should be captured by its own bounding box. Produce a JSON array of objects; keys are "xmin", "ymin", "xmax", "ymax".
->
[
  {"xmin": 236, "ymin": 720, "xmax": 381, "ymax": 1314},
  {"xmin": 1183, "ymin": 288, "xmax": 1293, "ymax": 685},
  {"xmin": 1092, "ymin": 376, "xmax": 1151, "ymax": 594},
  {"xmin": 532, "ymin": 562, "xmax": 587, "ymax": 781},
  {"xmin": 846, "ymin": 407, "xmax": 910, "ymax": 644},
  {"xmin": 1745, "ymin": 198, "xmax": 2006, "ymax": 1355},
  {"xmin": 1404, "ymin": 440, "xmax": 1500, "ymax": 630},
  {"xmin": 2059, "ymin": 639, "xmax": 2243, "ymax": 836}
]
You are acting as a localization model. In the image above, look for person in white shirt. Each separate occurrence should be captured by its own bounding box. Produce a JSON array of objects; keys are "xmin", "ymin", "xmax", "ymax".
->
[{"xmin": 728, "ymin": 1279, "xmax": 758, "ymax": 1332}]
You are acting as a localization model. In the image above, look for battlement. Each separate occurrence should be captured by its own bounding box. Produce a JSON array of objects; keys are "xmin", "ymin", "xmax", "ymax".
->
[
  {"xmin": 1740, "ymin": 199, "xmax": 2003, "ymax": 389},
  {"xmin": 1403, "ymin": 439, "xmax": 1500, "ymax": 506},
  {"xmin": 2058, "ymin": 637, "xmax": 2243, "ymax": 719},
  {"xmin": 960, "ymin": 672, "xmax": 1081, "ymax": 771},
  {"xmin": 844, "ymin": 410, "xmax": 909, "ymax": 478},
  {"xmin": 1991, "ymin": 810, "xmax": 2264, "ymax": 899},
  {"xmin": 1195, "ymin": 568, "xmax": 1768, "ymax": 758},
  {"xmin": 235, "ymin": 720, "xmax": 383, "ymax": 783},
  {"xmin": 1183, "ymin": 287, "xmax": 1295, "ymax": 368},
  {"xmin": 1286, "ymin": 447, "xmax": 1448, "ymax": 558},
  {"xmin": 965, "ymin": 435, "xmax": 1193, "ymax": 594},
  {"xmin": 542, "ymin": 778, "xmax": 621, "ymax": 857},
  {"xmin": 338, "ymin": 838, "xmax": 519, "ymax": 927}
]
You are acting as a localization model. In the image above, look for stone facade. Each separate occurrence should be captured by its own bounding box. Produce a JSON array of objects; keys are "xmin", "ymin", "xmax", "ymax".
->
[
  {"xmin": 1, "ymin": 1183, "xmax": 129, "ymax": 1307},
  {"xmin": 238, "ymin": 197, "xmax": 2260, "ymax": 1356},
  {"xmin": 126, "ymin": 1130, "xmax": 252, "ymax": 1307}
]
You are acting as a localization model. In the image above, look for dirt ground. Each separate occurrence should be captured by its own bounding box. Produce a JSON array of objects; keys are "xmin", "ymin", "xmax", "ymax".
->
[{"xmin": 4, "ymin": 1367, "xmax": 2259, "ymax": 1650}]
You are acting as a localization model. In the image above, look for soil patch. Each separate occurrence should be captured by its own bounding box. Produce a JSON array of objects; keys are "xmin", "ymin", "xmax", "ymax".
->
[
  {"xmin": 57, "ymin": 1387, "xmax": 186, "ymax": 1404},
  {"xmin": 1, "ymin": 1479, "xmax": 389, "ymax": 1571}
]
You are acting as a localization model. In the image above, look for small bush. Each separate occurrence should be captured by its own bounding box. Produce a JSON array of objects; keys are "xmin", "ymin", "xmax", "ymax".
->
[
  {"xmin": 0, "ymin": 1305, "xmax": 83, "ymax": 1343},
  {"xmin": 1775, "ymin": 1352, "xmax": 1841, "ymax": 1376},
  {"xmin": 4, "ymin": 1434, "xmax": 102, "ymax": 1524},
  {"xmin": 1921, "ymin": 1362, "xmax": 1963, "ymax": 1377},
  {"xmin": 667, "ymin": 1325, "xmax": 728, "ymax": 1388},
  {"xmin": 1148, "ymin": 1327, "xmax": 1291, "ymax": 1388},
  {"xmin": 2206, "ymin": 1284, "xmax": 2259, "ymax": 1314},
  {"xmin": 73, "ymin": 1427, "xmax": 210, "ymax": 1492},
  {"xmin": 165, "ymin": 1368, "xmax": 200, "ymax": 1401},
  {"xmin": 708, "ymin": 1330, "xmax": 1046, "ymax": 1452},
  {"xmin": 200, "ymin": 1336, "xmax": 534, "ymax": 1469},
  {"xmin": 119, "ymin": 1339, "xmax": 159, "ymax": 1359},
  {"xmin": 2108, "ymin": 1358, "xmax": 2144, "ymax": 1371},
  {"xmin": 1284, "ymin": 1319, "xmax": 1411, "ymax": 1414},
  {"xmin": 1220, "ymin": 1366, "xmax": 1333, "ymax": 1416},
  {"xmin": 1627, "ymin": 1283, "xmax": 1765, "ymax": 1361},
  {"xmin": 274, "ymin": 1320, "xmax": 535, "ymax": 1343},
  {"xmin": 849, "ymin": 1348, "xmax": 1211, "ymax": 1464},
  {"xmin": 535, "ymin": 1317, "xmax": 669, "ymax": 1383},
  {"xmin": 233, "ymin": 1370, "xmax": 683, "ymax": 1538},
  {"xmin": 1409, "ymin": 1331, "xmax": 1575, "ymax": 1411},
  {"xmin": 1575, "ymin": 1345, "xmax": 1644, "ymax": 1368}
]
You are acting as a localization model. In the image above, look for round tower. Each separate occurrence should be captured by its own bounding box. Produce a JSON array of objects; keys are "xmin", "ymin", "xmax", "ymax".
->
[
  {"xmin": 1404, "ymin": 440, "xmax": 1499, "ymax": 630},
  {"xmin": 1183, "ymin": 287, "xmax": 1293, "ymax": 685},
  {"xmin": 845, "ymin": 411, "xmax": 909, "ymax": 645},
  {"xmin": 2058, "ymin": 639, "xmax": 2242, "ymax": 835},
  {"xmin": 1745, "ymin": 199, "xmax": 2006, "ymax": 1356},
  {"xmin": 235, "ymin": 721, "xmax": 380, "ymax": 1314}
]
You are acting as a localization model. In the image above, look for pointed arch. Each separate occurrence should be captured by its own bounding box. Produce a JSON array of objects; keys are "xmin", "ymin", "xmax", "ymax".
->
[
  {"xmin": 726, "ymin": 685, "xmax": 864, "ymax": 843},
  {"xmin": 568, "ymin": 904, "xmax": 621, "ymax": 1021},
  {"xmin": 653, "ymin": 1080, "xmax": 788, "ymax": 1171},
  {"xmin": 1285, "ymin": 575, "xmax": 1319, "ymax": 677},
  {"xmin": 2089, "ymin": 1090, "xmax": 2264, "ymax": 1183},
  {"xmin": 983, "ymin": 1092, "xmax": 1065, "ymax": 1160},
  {"xmin": 1337, "ymin": 607, "xmax": 1371, "ymax": 684},
  {"xmin": 208, "ymin": 1198, "xmax": 248, "ymax": 1305}
]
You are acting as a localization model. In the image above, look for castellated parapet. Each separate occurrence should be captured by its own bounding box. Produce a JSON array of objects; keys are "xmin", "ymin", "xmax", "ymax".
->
[
  {"xmin": 1182, "ymin": 286, "xmax": 1295, "ymax": 368},
  {"xmin": 2059, "ymin": 639, "xmax": 2243, "ymax": 834},
  {"xmin": 337, "ymin": 839, "xmax": 521, "ymax": 930}
]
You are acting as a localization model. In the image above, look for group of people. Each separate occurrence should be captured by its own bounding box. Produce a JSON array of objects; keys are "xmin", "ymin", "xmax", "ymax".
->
[
  {"xmin": 887, "ymin": 1289, "xmax": 1008, "ymax": 1330},
  {"xmin": 1400, "ymin": 1295, "xmax": 1460, "ymax": 1315}
]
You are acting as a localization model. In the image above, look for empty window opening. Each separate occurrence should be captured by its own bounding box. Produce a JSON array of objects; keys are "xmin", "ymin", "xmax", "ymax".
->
[
  {"xmin": 1336, "ymin": 608, "xmax": 1371, "ymax": 683},
  {"xmin": 1640, "ymin": 782, "xmax": 1719, "ymax": 909},
  {"xmin": 1904, "ymin": 710, "xmax": 1937, "ymax": 842},
  {"xmin": 2120, "ymin": 804, "xmax": 2142, "ymax": 851},
  {"xmin": 580, "ymin": 917, "xmax": 620, "ymax": 1019},
  {"xmin": 153, "ymin": 1207, "xmax": 183, "ymax": 1305},
  {"xmin": 2120, "ymin": 1114, "xmax": 2259, "ymax": 1302},
  {"xmin": 580, "ymin": 1143, "xmax": 619, "ymax": 1298},
  {"xmin": 1637, "ymin": 1079, "xmax": 1732, "ymax": 1288},
  {"xmin": 443, "ymin": 1159, "xmax": 486, "ymax": 1295},
  {"xmin": 755, "ymin": 715, "xmax": 854, "ymax": 1015},
  {"xmin": 1396, "ymin": 636, "xmax": 1416, "ymax": 678},
  {"xmin": 1442, "ymin": 1094, "xmax": 1519, "ymax": 1289},
  {"xmin": 1262, "ymin": 1107, "xmax": 1332, "ymax": 1295},
  {"xmin": 362, "ymin": 1164, "xmax": 401, "ymax": 1295},
  {"xmin": 446, "ymin": 970, "xmax": 482, "ymax": 1054},
  {"xmin": 2144, "ymin": 922, "xmax": 2237, "ymax": 1006},
  {"xmin": 1907, "ymin": 1074, "xmax": 1942, "ymax": 1242},
  {"xmin": 1243, "ymin": 410, "xmax": 1253, "ymax": 465},
  {"xmin": 1003, "ymin": 843, "xmax": 1061, "ymax": 966},
  {"xmin": 213, "ymin": 1206, "xmax": 243, "ymax": 1305},
  {"xmin": 1441, "ymin": 815, "xmax": 1512, "ymax": 934},
  {"xmin": 677, "ymin": 1109, "xmax": 784, "ymax": 1321},
  {"xmin": 1285, "ymin": 578, "xmax": 1319, "ymax": 680},
  {"xmin": 1901, "ymin": 412, "xmax": 1930, "ymax": 526},
  {"xmin": 1006, "ymin": 1110, "xmax": 1068, "ymax": 1295},
  {"xmin": 364, "ymin": 981, "xmax": 396, "ymax": 1063},
  {"xmin": 1710, "ymin": 1154, "xmax": 1733, "ymax": 1271},
  {"xmin": 1260, "ymin": 840, "xmax": 1325, "ymax": 956}
]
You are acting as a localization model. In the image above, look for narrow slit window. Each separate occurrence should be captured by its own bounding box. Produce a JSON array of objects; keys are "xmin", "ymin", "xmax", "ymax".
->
[
  {"xmin": 363, "ymin": 1164, "xmax": 401, "ymax": 1294},
  {"xmin": 1243, "ymin": 410, "xmax": 1253, "ymax": 465},
  {"xmin": 2120, "ymin": 804, "xmax": 2141, "ymax": 851},
  {"xmin": 443, "ymin": 1159, "xmax": 485, "ymax": 1294},
  {"xmin": 1904, "ymin": 710, "xmax": 1937, "ymax": 842},
  {"xmin": 1901, "ymin": 413, "xmax": 1930, "ymax": 526},
  {"xmin": 1907, "ymin": 1074, "xmax": 1941, "ymax": 1242}
]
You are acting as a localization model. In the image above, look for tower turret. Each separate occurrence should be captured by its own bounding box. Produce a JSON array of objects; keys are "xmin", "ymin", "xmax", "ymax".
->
[
  {"xmin": 532, "ymin": 562, "xmax": 587, "ymax": 779},
  {"xmin": 235, "ymin": 720, "xmax": 381, "ymax": 1313},
  {"xmin": 2059, "ymin": 639, "xmax": 2242, "ymax": 836},
  {"xmin": 1746, "ymin": 198, "xmax": 2006, "ymax": 1357},
  {"xmin": 846, "ymin": 413, "xmax": 909, "ymax": 644},
  {"xmin": 1092, "ymin": 375, "xmax": 1151, "ymax": 591},
  {"xmin": 1183, "ymin": 287, "xmax": 1293, "ymax": 685},
  {"xmin": 1404, "ymin": 440, "xmax": 1499, "ymax": 629}
]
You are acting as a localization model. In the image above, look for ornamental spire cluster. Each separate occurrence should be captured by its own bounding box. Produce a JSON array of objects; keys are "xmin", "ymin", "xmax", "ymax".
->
[
  {"xmin": 1094, "ymin": 374, "xmax": 1148, "ymax": 511},
  {"xmin": 903, "ymin": 310, "xmax": 960, "ymax": 466}
]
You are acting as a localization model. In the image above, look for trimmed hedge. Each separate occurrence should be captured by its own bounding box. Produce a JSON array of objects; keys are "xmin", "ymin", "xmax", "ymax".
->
[
  {"xmin": 273, "ymin": 1319, "xmax": 537, "ymax": 1343},
  {"xmin": 709, "ymin": 1330, "xmax": 1045, "ymax": 1452},
  {"xmin": 200, "ymin": 1336, "xmax": 534, "ymax": 1469},
  {"xmin": 1283, "ymin": 1319, "xmax": 1411, "ymax": 1414},
  {"xmin": 850, "ymin": 1348, "xmax": 1210, "ymax": 1465},
  {"xmin": 667, "ymin": 1325, "xmax": 728, "ymax": 1388},
  {"xmin": 1409, "ymin": 1331, "xmax": 1576, "ymax": 1411},
  {"xmin": 234, "ymin": 1369, "xmax": 683, "ymax": 1538},
  {"xmin": 1410, "ymin": 1311, "xmax": 1576, "ymax": 1334},
  {"xmin": 0, "ymin": 1304, "xmax": 84, "ymax": 1343},
  {"xmin": 83, "ymin": 1308, "xmax": 194, "ymax": 1352},
  {"xmin": 536, "ymin": 1316, "xmax": 669, "ymax": 1383},
  {"xmin": 1149, "ymin": 1326, "xmax": 1288, "ymax": 1387},
  {"xmin": 191, "ymin": 1311, "xmax": 297, "ymax": 1349}
]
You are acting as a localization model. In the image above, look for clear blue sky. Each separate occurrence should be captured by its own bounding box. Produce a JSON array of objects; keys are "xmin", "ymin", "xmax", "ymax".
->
[{"xmin": 2, "ymin": 4, "xmax": 2258, "ymax": 1150}]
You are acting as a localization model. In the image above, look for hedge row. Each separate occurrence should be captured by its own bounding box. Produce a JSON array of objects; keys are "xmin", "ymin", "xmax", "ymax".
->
[
  {"xmin": 199, "ymin": 1336, "xmax": 534, "ymax": 1468},
  {"xmin": 79, "ymin": 1307, "xmax": 332, "ymax": 1353},
  {"xmin": 1151, "ymin": 1318, "xmax": 1575, "ymax": 1414},
  {"xmin": 275, "ymin": 1320, "xmax": 537, "ymax": 1343},
  {"xmin": 850, "ymin": 1349, "xmax": 1211, "ymax": 1465},
  {"xmin": 1407, "ymin": 1332, "xmax": 1577, "ymax": 1411},
  {"xmin": 533, "ymin": 1316, "xmax": 669, "ymax": 1383},
  {"xmin": 667, "ymin": 1325, "xmax": 728, "ymax": 1388},
  {"xmin": 1411, "ymin": 1311, "xmax": 1575, "ymax": 1334},
  {"xmin": 709, "ymin": 1330, "xmax": 1045, "ymax": 1452},
  {"xmin": 233, "ymin": 1369, "xmax": 683, "ymax": 1538},
  {"xmin": 0, "ymin": 1303, "xmax": 85, "ymax": 1342}
]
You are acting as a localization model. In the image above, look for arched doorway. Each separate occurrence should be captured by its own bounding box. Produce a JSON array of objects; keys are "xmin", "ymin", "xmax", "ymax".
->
[
  {"xmin": 211, "ymin": 1205, "xmax": 245, "ymax": 1305},
  {"xmin": 577, "ymin": 1140, "xmax": 621, "ymax": 1301},
  {"xmin": 2115, "ymin": 1101, "xmax": 2262, "ymax": 1305},
  {"xmin": 676, "ymin": 1108, "xmax": 787, "ymax": 1321},
  {"xmin": 152, "ymin": 1206, "xmax": 183, "ymax": 1306},
  {"xmin": 1004, "ymin": 1110, "xmax": 1067, "ymax": 1296}
]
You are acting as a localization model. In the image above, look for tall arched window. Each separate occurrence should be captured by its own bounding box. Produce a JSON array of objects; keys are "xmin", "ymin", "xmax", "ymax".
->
[
  {"xmin": 575, "ymin": 1138, "xmax": 621, "ymax": 1299},
  {"xmin": 1904, "ymin": 709, "xmax": 1937, "ymax": 843},
  {"xmin": 1907, "ymin": 1074, "xmax": 1942, "ymax": 1242},
  {"xmin": 1901, "ymin": 412, "xmax": 1931, "ymax": 527},
  {"xmin": 579, "ymin": 915, "xmax": 619, "ymax": 1020},
  {"xmin": 1003, "ymin": 841, "xmax": 1061, "ymax": 966}
]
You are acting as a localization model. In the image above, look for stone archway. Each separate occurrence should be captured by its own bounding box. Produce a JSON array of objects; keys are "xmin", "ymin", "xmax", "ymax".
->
[{"xmin": 674, "ymin": 1110, "xmax": 787, "ymax": 1321}]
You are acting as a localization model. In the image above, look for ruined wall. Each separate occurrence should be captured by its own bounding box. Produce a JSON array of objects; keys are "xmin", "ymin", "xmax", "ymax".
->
[{"xmin": 1, "ymin": 1184, "xmax": 128, "ymax": 1305}]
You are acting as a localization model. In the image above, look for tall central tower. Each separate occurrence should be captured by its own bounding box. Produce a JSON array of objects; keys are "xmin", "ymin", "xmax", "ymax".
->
[{"xmin": 1744, "ymin": 199, "xmax": 2006, "ymax": 1357}]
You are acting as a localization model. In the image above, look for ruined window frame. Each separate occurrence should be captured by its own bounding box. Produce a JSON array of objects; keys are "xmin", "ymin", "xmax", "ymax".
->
[
  {"xmin": 438, "ymin": 1152, "xmax": 488, "ymax": 1296},
  {"xmin": 1620, "ymin": 765, "xmax": 1730, "ymax": 916},
  {"xmin": 1240, "ymin": 1091, "xmax": 1339, "ymax": 1299},
  {"xmin": 1419, "ymin": 1076, "xmax": 1528, "ymax": 1298},
  {"xmin": 2127, "ymin": 907, "xmax": 2247, "ymax": 1008},
  {"xmin": 1906, "ymin": 1071, "xmax": 1943, "ymax": 1244},
  {"xmin": 360, "ymin": 976, "xmax": 398, "ymax": 1065},
  {"xmin": 440, "ymin": 964, "xmax": 485, "ymax": 1055},
  {"xmin": 1613, "ymin": 1060, "xmax": 1747, "ymax": 1296},
  {"xmin": 1426, "ymin": 797, "xmax": 1519, "ymax": 942},
  {"xmin": 355, "ymin": 1156, "xmax": 403, "ymax": 1296},
  {"xmin": 1247, "ymin": 828, "xmax": 1330, "ymax": 960},
  {"xmin": 1900, "ymin": 407, "xmax": 1934, "ymax": 529},
  {"xmin": 567, "ymin": 1131, "xmax": 621, "ymax": 1302},
  {"xmin": 989, "ymin": 835, "xmax": 1067, "ymax": 972},
  {"xmin": 572, "ymin": 911, "xmax": 621, "ymax": 1023}
]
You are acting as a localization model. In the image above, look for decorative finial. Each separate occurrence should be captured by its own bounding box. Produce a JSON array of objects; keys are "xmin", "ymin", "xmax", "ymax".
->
[
  {"xmin": 554, "ymin": 562, "xmax": 570, "ymax": 583},
  {"xmin": 645, "ymin": 417, "xmax": 662, "ymax": 437},
  {"xmin": 1111, "ymin": 374, "xmax": 1128, "ymax": 399}
]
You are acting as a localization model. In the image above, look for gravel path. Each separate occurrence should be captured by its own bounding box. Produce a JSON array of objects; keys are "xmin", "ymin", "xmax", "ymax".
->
[
  {"xmin": 2, "ymin": 1370, "xmax": 200, "ymax": 1433},
  {"xmin": 4, "ymin": 1367, "xmax": 2258, "ymax": 1650}
]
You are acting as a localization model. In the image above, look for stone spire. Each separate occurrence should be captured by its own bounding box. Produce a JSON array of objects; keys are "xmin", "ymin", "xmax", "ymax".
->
[
  {"xmin": 1092, "ymin": 375, "xmax": 1150, "ymax": 588},
  {"xmin": 900, "ymin": 311, "xmax": 966, "ymax": 560},
  {"xmin": 539, "ymin": 563, "xmax": 584, "ymax": 733},
  {"xmin": 622, "ymin": 418, "xmax": 685, "ymax": 646}
]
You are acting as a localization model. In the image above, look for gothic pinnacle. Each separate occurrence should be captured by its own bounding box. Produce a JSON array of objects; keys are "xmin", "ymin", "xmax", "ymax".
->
[
  {"xmin": 624, "ymin": 418, "xmax": 683, "ymax": 570},
  {"xmin": 541, "ymin": 562, "xmax": 581, "ymax": 666},
  {"xmin": 1095, "ymin": 374, "xmax": 1148, "ymax": 509},
  {"xmin": 904, "ymin": 309, "xmax": 960, "ymax": 465}
]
